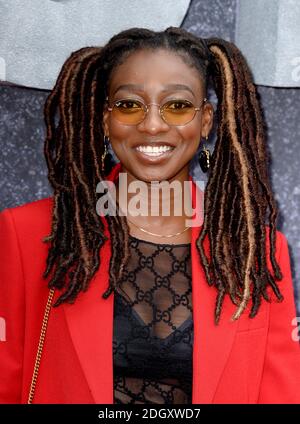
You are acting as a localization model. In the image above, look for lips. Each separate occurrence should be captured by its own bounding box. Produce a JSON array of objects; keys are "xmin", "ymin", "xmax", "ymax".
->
[
  {"xmin": 133, "ymin": 145, "xmax": 176, "ymax": 163},
  {"xmin": 136, "ymin": 146, "xmax": 173, "ymax": 157},
  {"xmin": 133, "ymin": 141, "xmax": 175, "ymax": 148}
]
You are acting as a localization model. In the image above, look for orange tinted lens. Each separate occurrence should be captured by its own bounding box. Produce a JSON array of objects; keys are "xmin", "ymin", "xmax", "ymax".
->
[
  {"xmin": 162, "ymin": 100, "xmax": 195, "ymax": 125},
  {"xmin": 112, "ymin": 100, "xmax": 145, "ymax": 124}
]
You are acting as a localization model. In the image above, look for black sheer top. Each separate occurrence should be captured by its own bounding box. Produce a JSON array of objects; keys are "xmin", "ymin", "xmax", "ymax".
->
[{"xmin": 113, "ymin": 234, "xmax": 193, "ymax": 404}]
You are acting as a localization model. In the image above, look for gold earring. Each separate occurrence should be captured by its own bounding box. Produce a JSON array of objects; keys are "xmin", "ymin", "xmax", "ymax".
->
[{"xmin": 198, "ymin": 135, "xmax": 211, "ymax": 173}]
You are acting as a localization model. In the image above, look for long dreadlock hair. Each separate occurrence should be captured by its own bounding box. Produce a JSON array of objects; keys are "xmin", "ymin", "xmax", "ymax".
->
[{"xmin": 43, "ymin": 26, "xmax": 284, "ymax": 324}]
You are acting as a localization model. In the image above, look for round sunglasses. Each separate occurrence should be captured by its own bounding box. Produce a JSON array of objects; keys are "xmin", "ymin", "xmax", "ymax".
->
[{"xmin": 105, "ymin": 96, "xmax": 207, "ymax": 126}]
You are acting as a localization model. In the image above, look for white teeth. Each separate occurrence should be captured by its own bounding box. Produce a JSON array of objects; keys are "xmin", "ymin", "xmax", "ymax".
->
[{"xmin": 136, "ymin": 145, "xmax": 173, "ymax": 155}]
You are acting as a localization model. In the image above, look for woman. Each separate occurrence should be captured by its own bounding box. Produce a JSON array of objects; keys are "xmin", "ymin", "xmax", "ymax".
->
[{"xmin": 0, "ymin": 27, "xmax": 300, "ymax": 404}]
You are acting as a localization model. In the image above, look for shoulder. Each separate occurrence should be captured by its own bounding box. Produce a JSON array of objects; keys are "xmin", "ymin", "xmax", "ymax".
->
[
  {"xmin": 263, "ymin": 226, "xmax": 298, "ymax": 339},
  {"xmin": 0, "ymin": 197, "xmax": 54, "ymax": 250},
  {"xmin": 236, "ymin": 226, "xmax": 295, "ymax": 334},
  {"xmin": 262, "ymin": 225, "xmax": 294, "ymax": 302},
  {"xmin": 0, "ymin": 197, "xmax": 53, "ymax": 231},
  {"xmin": 264, "ymin": 224, "xmax": 286, "ymax": 254},
  {"xmin": 264, "ymin": 225, "xmax": 291, "ymax": 286},
  {"xmin": 261, "ymin": 225, "xmax": 289, "ymax": 284},
  {"xmin": 0, "ymin": 196, "xmax": 53, "ymax": 219}
]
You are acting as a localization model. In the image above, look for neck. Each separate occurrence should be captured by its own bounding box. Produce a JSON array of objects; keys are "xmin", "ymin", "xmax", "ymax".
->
[{"xmin": 115, "ymin": 167, "xmax": 194, "ymax": 228}]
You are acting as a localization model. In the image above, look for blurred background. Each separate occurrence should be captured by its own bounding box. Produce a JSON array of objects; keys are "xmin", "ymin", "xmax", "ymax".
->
[{"xmin": 0, "ymin": 0, "xmax": 299, "ymax": 311}]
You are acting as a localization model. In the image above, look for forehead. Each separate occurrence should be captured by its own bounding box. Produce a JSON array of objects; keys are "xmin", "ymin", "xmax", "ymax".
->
[{"xmin": 107, "ymin": 48, "xmax": 204, "ymax": 97}]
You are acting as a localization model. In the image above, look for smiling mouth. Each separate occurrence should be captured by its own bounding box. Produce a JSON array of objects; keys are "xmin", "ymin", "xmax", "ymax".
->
[{"xmin": 135, "ymin": 145, "xmax": 175, "ymax": 157}]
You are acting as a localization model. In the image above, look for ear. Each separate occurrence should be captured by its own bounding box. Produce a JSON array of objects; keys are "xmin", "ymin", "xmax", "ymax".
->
[{"xmin": 201, "ymin": 101, "xmax": 214, "ymax": 138}]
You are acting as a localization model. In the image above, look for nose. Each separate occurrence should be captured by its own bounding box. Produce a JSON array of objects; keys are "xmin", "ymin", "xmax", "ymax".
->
[{"xmin": 137, "ymin": 103, "xmax": 170, "ymax": 135}]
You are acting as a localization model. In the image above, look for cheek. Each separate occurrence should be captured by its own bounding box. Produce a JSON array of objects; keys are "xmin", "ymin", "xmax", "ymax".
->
[
  {"xmin": 107, "ymin": 121, "xmax": 132, "ymax": 153},
  {"xmin": 176, "ymin": 121, "xmax": 201, "ymax": 151},
  {"xmin": 107, "ymin": 118, "xmax": 127, "ymax": 139}
]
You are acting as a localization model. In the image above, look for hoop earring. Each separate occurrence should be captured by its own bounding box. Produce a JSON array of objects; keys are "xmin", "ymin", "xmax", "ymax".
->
[
  {"xmin": 198, "ymin": 135, "xmax": 211, "ymax": 173},
  {"xmin": 101, "ymin": 135, "xmax": 109, "ymax": 172}
]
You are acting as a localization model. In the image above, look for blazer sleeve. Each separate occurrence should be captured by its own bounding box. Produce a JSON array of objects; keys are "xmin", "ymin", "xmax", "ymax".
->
[
  {"xmin": 258, "ymin": 230, "xmax": 300, "ymax": 403},
  {"xmin": 0, "ymin": 208, "xmax": 25, "ymax": 404}
]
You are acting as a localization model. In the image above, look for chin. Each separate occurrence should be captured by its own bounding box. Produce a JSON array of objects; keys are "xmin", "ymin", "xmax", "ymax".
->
[{"xmin": 135, "ymin": 167, "xmax": 174, "ymax": 183}]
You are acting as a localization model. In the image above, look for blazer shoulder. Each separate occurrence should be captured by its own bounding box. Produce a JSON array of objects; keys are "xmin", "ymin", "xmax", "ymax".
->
[
  {"xmin": 0, "ymin": 197, "xmax": 54, "ymax": 237},
  {"xmin": 1, "ymin": 196, "xmax": 53, "ymax": 215},
  {"xmin": 264, "ymin": 224, "xmax": 286, "ymax": 259}
]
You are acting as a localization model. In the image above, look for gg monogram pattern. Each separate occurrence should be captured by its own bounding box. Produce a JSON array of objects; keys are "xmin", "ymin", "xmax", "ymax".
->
[{"xmin": 113, "ymin": 234, "xmax": 193, "ymax": 404}]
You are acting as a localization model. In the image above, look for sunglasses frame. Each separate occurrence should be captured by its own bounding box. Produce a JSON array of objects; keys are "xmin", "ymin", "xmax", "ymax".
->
[{"xmin": 104, "ymin": 96, "xmax": 207, "ymax": 126}]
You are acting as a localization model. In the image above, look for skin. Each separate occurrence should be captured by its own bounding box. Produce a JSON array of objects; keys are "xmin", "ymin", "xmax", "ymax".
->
[{"xmin": 102, "ymin": 48, "xmax": 214, "ymax": 243}]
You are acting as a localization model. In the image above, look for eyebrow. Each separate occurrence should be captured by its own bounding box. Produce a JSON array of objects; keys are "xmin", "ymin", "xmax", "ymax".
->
[{"xmin": 112, "ymin": 83, "xmax": 195, "ymax": 96}]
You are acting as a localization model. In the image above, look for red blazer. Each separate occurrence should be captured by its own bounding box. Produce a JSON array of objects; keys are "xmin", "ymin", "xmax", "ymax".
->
[{"xmin": 1, "ymin": 164, "xmax": 300, "ymax": 404}]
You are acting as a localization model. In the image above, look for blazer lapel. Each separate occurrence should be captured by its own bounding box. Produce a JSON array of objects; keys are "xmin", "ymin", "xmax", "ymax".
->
[
  {"xmin": 189, "ymin": 176, "xmax": 239, "ymax": 403},
  {"xmin": 63, "ymin": 219, "xmax": 114, "ymax": 403},
  {"xmin": 62, "ymin": 165, "xmax": 121, "ymax": 403}
]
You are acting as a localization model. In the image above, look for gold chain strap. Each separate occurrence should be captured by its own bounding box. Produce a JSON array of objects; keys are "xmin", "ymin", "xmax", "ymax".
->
[{"xmin": 27, "ymin": 287, "xmax": 55, "ymax": 404}]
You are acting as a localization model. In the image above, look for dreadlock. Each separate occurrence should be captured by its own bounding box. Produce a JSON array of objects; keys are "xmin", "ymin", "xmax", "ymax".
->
[{"xmin": 43, "ymin": 26, "xmax": 283, "ymax": 324}]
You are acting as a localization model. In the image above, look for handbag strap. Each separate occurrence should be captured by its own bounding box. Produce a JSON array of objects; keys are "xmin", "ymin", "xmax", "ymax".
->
[{"xmin": 27, "ymin": 287, "xmax": 55, "ymax": 404}]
